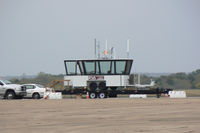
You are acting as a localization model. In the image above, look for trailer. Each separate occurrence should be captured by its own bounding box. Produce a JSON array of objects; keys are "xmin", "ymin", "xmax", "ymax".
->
[{"xmin": 62, "ymin": 58, "xmax": 172, "ymax": 98}]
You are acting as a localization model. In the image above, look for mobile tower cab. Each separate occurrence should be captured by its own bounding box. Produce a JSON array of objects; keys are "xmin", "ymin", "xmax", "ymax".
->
[{"xmin": 64, "ymin": 58, "xmax": 133, "ymax": 98}]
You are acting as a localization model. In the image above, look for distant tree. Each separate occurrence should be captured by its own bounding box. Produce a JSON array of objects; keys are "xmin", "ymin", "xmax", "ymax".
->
[
  {"xmin": 188, "ymin": 74, "xmax": 195, "ymax": 82},
  {"xmin": 129, "ymin": 74, "xmax": 134, "ymax": 84},
  {"xmin": 175, "ymin": 72, "xmax": 187, "ymax": 80},
  {"xmin": 166, "ymin": 78, "xmax": 174, "ymax": 85},
  {"xmin": 195, "ymin": 82, "xmax": 200, "ymax": 89},
  {"xmin": 10, "ymin": 78, "xmax": 20, "ymax": 84}
]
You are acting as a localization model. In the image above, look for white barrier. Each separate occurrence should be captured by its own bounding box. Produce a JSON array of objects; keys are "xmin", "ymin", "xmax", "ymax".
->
[
  {"xmin": 129, "ymin": 94, "xmax": 147, "ymax": 98},
  {"xmin": 168, "ymin": 91, "xmax": 186, "ymax": 98},
  {"xmin": 43, "ymin": 92, "xmax": 62, "ymax": 99}
]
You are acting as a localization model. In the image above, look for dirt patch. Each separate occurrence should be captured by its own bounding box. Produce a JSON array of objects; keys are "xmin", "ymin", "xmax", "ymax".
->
[{"xmin": 0, "ymin": 98, "xmax": 200, "ymax": 133}]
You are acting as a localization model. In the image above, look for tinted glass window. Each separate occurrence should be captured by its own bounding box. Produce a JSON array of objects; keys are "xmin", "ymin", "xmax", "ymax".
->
[
  {"xmin": 25, "ymin": 85, "xmax": 35, "ymax": 89},
  {"xmin": 96, "ymin": 61, "xmax": 100, "ymax": 74},
  {"xmin": 66, "ymin": 62, "xmax": 76, "ymax": 75},
  {"xmin": 77, "ymin": 61, "xmax": 83, "ymax": 74},
  {"xmin": 76, "ymin": 64, "xmax": 81, "ymax": 75},
  {"xmin": 99, "ymin": 61, "xmax": 111, "ymax": 74},
  {"xmin": 64, "ymin": 59, "xmax": 133, "ymax": 75},
  {"xmin": 116, "ymin": 61, "xmax": 126, "ymax": 74},
  {"xmin": 111, "ymin": 61, "xmax": 115, "ymax": 74},
  {"xmin": 0, "ymin": 81, "xmax": 4, "ymax": 86},
  {"xmin": 84, "ymin": 61, "xmax": 95, "ymax": 74},
  {"xmin": 125, "ymin": 60, "xmax": 132, "ymax": 74},
  {"xmin": 2, "ymin": 80, "xmax": 11, "ymax": 85}
]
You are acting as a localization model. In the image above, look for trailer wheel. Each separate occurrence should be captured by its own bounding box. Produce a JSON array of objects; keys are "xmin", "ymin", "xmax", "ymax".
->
[
  {"xmin": 108, "ymin": 92, "xmax": 117, "ymax": 98},
  {"xmin": 89, "ymin": 92, "xmax": 96, "ymax": 99},
  {"xmin": 98, "ymin": 92, "xmax": 107, "ymax": 99}
]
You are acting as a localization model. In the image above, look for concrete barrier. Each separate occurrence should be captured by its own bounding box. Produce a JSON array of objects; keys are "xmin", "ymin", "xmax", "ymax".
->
[
  {"xmin": 168, "ymin": 91, "xmax": 186, "ymax": 98},
  {"xmin": 43, "ymin": 92, "xmax": 62, "ymax": 99},
  {"xmin": 129, "ymin": 94, "xmax": 147, "ymax": 98}
]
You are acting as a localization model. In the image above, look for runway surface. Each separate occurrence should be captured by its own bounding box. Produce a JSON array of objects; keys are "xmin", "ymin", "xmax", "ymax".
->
[{"xmin": 0, "ymin": 98, "xmax": 200, "ymax": 133}]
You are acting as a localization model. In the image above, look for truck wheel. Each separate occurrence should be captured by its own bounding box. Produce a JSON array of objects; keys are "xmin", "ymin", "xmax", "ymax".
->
[
  {"xmin": 98, "ymin": 92, "xmax": 107, "ymax": 99},
  {"xmin": 5, "ymin": 91, "xmax": 15, "ymax": 99},
  {"xmin": 89, "ymin": 92, "xmax": 96, "ymax": 99},
  {"xmin": 32, "ymin": 93, "xmax": 40, "ymax": 99}
]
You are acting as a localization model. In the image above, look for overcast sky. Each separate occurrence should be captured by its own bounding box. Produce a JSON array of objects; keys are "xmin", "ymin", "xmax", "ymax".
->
[{"xmin": 0, "ymin": 0, "xmax": 200, "ymax": 76}]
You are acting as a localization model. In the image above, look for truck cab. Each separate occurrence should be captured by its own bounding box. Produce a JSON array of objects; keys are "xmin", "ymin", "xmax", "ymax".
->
[{"xmin": 0, "ymin": 80, "xmax": 27, "ymax": 99}]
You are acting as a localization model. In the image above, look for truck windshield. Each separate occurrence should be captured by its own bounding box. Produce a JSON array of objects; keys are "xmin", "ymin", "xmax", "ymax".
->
[{"xmin": 2, "ymin": 80, "xmax": 12, "ymax": 85}]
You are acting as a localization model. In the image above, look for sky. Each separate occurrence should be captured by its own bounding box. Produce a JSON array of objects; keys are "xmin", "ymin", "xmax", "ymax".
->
[{"xmin": 0, "ymin": 0, "xmax": 200, "ymax": 76}]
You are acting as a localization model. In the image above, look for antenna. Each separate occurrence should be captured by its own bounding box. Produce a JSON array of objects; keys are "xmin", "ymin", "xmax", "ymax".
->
[
  {"xmin": 104, "ymin": 40, "xmax": 108, "ymax": 57},
  {"xmin": 98, "ymin": 41, "xmax": 100, "ymax": 59},
  {"xmin": 127, "ymin": 39, "xmax": 130, "ymax": 58},
  {"xmin": 105, "ymin": 40, "xmax": 108, "ymax": 52},
  {"xmin": 94, "ymin": 38, "xmax": 97, "ymax": 58},
  {"xmin": 138, "ymin": 74, "xmax": 140, "ymax": 84},
  {"xmin": 110, "ymin": 47, "xmax": 114, "ymax": 59}
]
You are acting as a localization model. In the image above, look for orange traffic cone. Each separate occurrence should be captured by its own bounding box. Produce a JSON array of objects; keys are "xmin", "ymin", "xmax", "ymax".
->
[
  {"xmin": 44, "ymin": 95, "xmax": 49, "ymax": 99},
  {"xmin": 86, "ymin": 92, "xmax": 90, "ymax": 99}
]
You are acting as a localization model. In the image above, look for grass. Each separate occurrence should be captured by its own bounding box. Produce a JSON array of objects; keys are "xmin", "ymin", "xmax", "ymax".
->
[{"xmin": 184, "ymin": 89, "xmax": 200, "ymax": 97}]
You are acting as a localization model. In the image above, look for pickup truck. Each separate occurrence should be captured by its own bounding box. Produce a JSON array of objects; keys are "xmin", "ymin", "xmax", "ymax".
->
[{"xmin": 0, "ymin": 80, "xmax": 27, "ymax": 99}]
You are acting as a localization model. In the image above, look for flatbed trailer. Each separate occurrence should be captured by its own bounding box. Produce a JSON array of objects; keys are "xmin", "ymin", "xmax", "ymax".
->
[{"xmin": 56, "ymin": 87, "xmax": 172, "ymax": 98}]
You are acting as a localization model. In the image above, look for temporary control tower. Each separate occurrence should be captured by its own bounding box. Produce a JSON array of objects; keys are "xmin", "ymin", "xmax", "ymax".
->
[{"xmin": 64, "ymin": 58, "xmax": 133, "ymax": 98}]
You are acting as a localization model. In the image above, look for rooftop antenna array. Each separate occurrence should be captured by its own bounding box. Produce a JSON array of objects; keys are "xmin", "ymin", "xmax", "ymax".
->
[
  {"xmin": 94, "ymin": 39, "xmax": 131, "ymax": 59},
  {"xmin": 94, "ymin": 38, "xmax": 97, "ymax": 58},
  {"xmin": 104, "ymin": 40, "xmax": 108, "ymax": 58},
  {"xmin": 127, "ymin": 39, "xmax": 130, "ymax": 58},
  {"xmin": 94, "ymin": 38, "xmax": 101, "ymax": 59},
  {"xmin": 98, "ymin": 41, "xmax": 100, "ymax": 59},
  {"xmin": 103, "ymin": 40, "xmax": 115, "ymax": 59}
]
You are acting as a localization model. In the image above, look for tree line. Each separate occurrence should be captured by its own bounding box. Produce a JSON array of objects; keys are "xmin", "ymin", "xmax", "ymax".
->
[
  {"xmin": 10, "ymin": 69, "xmax": 200, "ymax": 89},
  {"xmin": 130, "ymin": 69, "xmax": 200, "ymax": 89}
]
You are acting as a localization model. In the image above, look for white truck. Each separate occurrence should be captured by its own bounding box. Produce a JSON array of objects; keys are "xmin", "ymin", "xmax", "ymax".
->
[{"xmin": 0, "ymin": 80, "xmax": 27, "ymax": 99}]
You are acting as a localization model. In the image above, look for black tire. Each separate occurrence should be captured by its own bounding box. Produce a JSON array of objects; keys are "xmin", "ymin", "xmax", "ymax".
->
[
  {"xmin": 15, "ymin": 96, "xmax": 23, "ymax": 99},
  {"xmin": 5, "ymin": 91, "xmax": 15, "ymax": 99},
  {"xmin": 98, "ymin": 92, "xmax": 107, "ymax": 99},
  {"xmin": 108, "ymin": 92, "xmax": 117, "ymax": 98},
  {"xmin": 89, "ymin": 92, "xmax": 97, "ymax": 99},
  {"xmin": 32, "ymin": 93, "xmax": 40, "ymax": 99}
]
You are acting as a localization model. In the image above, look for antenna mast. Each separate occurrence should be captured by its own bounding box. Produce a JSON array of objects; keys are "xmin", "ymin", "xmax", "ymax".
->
[
  {"xmin": 127, "ymin": 39, "xmax": 130, "ymax": 58},
  {"xmin": 98, "ymin": 41, "xmax": 100, "ymax": 59},
  {"xmin": 94, "ymin": 38, "xmax": 97, "ymax": 58}
]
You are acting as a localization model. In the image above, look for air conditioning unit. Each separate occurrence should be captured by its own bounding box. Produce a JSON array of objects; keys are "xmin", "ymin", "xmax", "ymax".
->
[{"xmin": 87, "ymin": 80, "xmax": 106, "ymax": 91}]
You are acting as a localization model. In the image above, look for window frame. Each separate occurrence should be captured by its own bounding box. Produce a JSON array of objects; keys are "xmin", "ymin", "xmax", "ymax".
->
[{"xmin": 64, "ymin": 59, "xmax": 133, "ymax": 76}]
